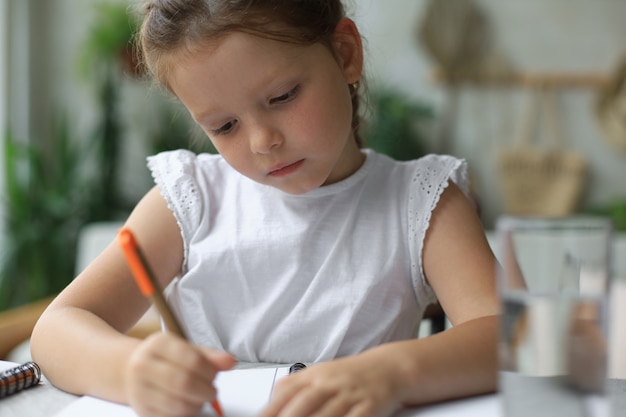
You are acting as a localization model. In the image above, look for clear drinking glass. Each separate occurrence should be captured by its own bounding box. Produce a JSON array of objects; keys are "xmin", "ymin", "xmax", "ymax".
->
[{"xmin": 495, "ymin": 215, "xmax": 613, "ymax": 417}]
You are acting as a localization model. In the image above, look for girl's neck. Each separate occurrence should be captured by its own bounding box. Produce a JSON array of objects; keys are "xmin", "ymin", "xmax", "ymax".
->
[{"xmin": 323, "ymin": 139, "xmax": 366, "ymax": 186}]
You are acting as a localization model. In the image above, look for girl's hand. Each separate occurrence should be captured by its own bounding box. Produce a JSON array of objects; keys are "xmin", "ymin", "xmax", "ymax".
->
[
  {"xmin": 124, "ymin": 332, "xmax": 236, "ymax": 417},
  {"xmin": 261, "ymin": 354, "xmax": 403, "ymax": 417}
]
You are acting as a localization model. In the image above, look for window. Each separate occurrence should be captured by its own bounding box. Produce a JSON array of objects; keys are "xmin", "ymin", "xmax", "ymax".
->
[
  {"xmin": 0, "ymin": 0, "xmax": 7, "ymax": 229},
  {"xmin": 0, "ymin": 0, "xmax": 7, "ymax": 143}
]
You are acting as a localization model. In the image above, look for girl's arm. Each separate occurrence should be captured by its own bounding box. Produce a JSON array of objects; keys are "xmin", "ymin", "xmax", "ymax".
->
[
  {"xmin": 30, "ymin": 187, "xmax": 234, "ymax": 415},
  {"xmin": 262, "ymin": 182, "xmax": 500, "ymax": 417}
]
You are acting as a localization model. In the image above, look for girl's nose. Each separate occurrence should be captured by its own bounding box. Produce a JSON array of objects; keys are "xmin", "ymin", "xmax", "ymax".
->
[{"xmin": 249, "ymin": 123, "xmax": 283, "ymax": 154}]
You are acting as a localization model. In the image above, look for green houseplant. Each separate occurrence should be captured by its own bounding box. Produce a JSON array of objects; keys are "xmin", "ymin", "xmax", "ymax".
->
[
  {"xmin": 0, "ymin": 118, "xmax": 100, "ymax": 310},
  {"xmin": 79, "ymin": 2, "xmax": 141, "ymax": 78},
  {"xmin": 0, "ymin": 3, "xmax": 140, "ymax": 311},
  {"xmin": 78, "ymin": 2, "xmax": 211, "ymax": 217},
  {"xmin": 0, "ymin": 3, "xmax": 209, "ymax": 311},
  {"xmin": 362, "ymin": 90, "xmax": 433, "ymax": 161},
  {"xmin": 79, "ymin": 2, "xmax": 143, "ymax": 220},
  {"xmin": 584, "ymin": 200, "xmax": 626, "ymax": 231}
]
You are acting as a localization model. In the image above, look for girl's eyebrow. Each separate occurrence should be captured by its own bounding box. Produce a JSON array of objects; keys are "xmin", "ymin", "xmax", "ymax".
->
[
  {"xmin": 186, "ymin": 43, "xmax": 313, "ymax": 125},
  {"xmin": 193, "ymin": 71, "xmax": 304, "ymax": 126}
]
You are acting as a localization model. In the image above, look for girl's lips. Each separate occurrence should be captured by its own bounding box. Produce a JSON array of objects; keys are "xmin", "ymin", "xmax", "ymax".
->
[{"xmin": 268, "ymin": 159, "xmax": 305, "ymax": 177}]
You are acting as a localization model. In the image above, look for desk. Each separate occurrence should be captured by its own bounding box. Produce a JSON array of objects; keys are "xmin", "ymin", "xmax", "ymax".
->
[{"xmin": 2, "ymin": 361, "xmax": 626, "ymax": 417}]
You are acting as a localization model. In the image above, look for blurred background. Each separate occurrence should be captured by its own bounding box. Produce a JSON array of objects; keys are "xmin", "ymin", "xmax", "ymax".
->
[{"xmin": 0, "ymin": 0, "xmax": 625, "ymax": 313}]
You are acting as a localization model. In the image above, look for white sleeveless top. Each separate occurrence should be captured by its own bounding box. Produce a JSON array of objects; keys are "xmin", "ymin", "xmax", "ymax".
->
[{"xmin": 147, "ymin": 149, "xmax": 469, "ymax": 364}]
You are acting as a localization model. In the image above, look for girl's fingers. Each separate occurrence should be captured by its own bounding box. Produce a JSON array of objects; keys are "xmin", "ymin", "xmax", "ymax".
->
[
  {"xmin": 261, "ymin": 358, "xmax": 401, "ymax": 417},
  {"xmin": 263, "ymin": 370, "xmax": 340, "ymax": 417},
  {"xmin": 200, "ymin": 347, "xmax": 237, "ymax": 371},
  {"xmin": 308, "ymin": 394, "xmax": 357, "ymax": 417},
  {"xmin": 125, "ymin": 333, "xmax": 234, "ymax": 415},
  {"xmin": 274, "ymin": 387, "xmax": 334, "ymax": 417},
  {"xmin": 128, "ymin": 335, "xmax": 212, "ymax": 396},
  {"xmin": 151, "ymin": 355, "xmax": 218, "ymax": 403},
  {"xmin": 260, "ymin": 374, "xmax": 306, "ymax": 417},
  {"xmin": 131, "ymin": 378, "xmax": 205, "ymax": 417}
]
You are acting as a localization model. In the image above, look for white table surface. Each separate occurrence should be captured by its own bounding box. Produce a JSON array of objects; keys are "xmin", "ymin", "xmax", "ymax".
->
[{"xmin": 2, "ymin": 361, "xmax": 625, "ymax": 417}]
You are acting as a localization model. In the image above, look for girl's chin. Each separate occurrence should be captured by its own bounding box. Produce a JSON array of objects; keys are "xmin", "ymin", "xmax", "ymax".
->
[{"xmin": 270, "ymin": 178, "xmax": 325, "ymax": 195}]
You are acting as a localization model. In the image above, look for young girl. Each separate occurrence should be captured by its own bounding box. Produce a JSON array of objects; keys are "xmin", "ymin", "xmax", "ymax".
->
[{"xmin": 31, "ymin": 1, "xmax": 500, "ymax": 417}]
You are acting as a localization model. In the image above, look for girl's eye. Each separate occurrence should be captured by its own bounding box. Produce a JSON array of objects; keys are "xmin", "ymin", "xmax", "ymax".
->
[
  {"xmin": 211, "ymin": 119, "xmax": 238, "ymax": 136},
  {"xmin": 269, "ymin": 85, "xmax": 300, "ymax": 105}
]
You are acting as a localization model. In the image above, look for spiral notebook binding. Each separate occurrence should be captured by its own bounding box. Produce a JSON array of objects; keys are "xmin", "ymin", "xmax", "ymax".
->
[{"xmin": 0, "ymin": 361, "xmax": 42, "ymax": 399}]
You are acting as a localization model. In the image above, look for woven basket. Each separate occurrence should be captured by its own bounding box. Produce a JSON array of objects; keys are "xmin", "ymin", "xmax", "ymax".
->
[{"xmin": 497, "ymin": 89, "xmax": 587, "ymax": 217}]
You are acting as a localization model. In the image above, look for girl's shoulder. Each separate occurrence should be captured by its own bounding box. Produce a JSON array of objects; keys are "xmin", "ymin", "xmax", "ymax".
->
[{"xmin": 146, "ymin": 149, "xmax": 236, "ymax": 242}]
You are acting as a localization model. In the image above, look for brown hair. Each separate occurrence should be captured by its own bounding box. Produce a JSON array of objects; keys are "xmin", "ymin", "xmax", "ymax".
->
[{"xmin": 137, "ymin": 0, "xmax": 363, "ymax": 145}]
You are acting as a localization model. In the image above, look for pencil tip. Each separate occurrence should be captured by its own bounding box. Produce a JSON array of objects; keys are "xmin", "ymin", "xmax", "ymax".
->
[{"xmin": 212, "ymin": 400, "xmax": 224, "ymax": 417}]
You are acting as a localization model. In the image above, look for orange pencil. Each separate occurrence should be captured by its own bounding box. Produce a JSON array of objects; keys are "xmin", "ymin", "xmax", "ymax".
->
[{"xmin": 118, "ymin": 227, "xmax": 224, "ymax": 417}]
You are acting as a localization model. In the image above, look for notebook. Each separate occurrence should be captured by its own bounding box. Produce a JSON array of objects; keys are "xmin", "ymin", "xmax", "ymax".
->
[
  {"xmin": 52, "ymin": 365, "xmax": 500, "ymax": 417},
  {"xmin": 53, "ymin": 366, "xmax": 291, "ymax": 417},
  {"xmin": 0, "ymin": 361, "xmax": 43, "ymax": 399}
]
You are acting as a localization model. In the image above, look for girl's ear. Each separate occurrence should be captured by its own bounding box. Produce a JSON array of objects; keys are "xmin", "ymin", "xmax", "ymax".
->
[{"xmin": 332, "ymin": 18, "xmax": 363, "ymax": 84}]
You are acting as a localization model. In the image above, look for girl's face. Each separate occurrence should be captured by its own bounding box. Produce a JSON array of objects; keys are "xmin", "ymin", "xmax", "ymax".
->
[{"xmin": 168, "ymin": 19, "xmax": 364, "ymax": 195}]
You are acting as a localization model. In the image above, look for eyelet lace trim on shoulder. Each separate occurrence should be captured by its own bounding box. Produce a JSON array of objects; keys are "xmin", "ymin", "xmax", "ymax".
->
[
  {"xmin": 147, "ymin": 149, "xmax": 203, "ymax": 273},
  {"xmin": 407, "ymin": 154, "xmax": 469, "ymax": 306}
]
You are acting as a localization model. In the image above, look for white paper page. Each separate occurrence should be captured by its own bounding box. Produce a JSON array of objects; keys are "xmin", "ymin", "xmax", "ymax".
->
[
  {"xmin": 270, "ymin": 366, "xmax": 290, "ymax": 390},
  {"xmin": 53, "ymin": 367, "xmax": 283, "ymax": 417},
  {"xmin": 0, "ymin": 361, "xmax": 19, "ymax": 373},
  {"xmin": 214, "ymin": 367, "xmax": 281, "ymax": 417},
  {"xmin": 52, "ymin": 364, "xmax": 501, "ymax": 417},
  {"xmin": 52, "ymin": 397, "xmax": 137, "ymax": 417}
]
